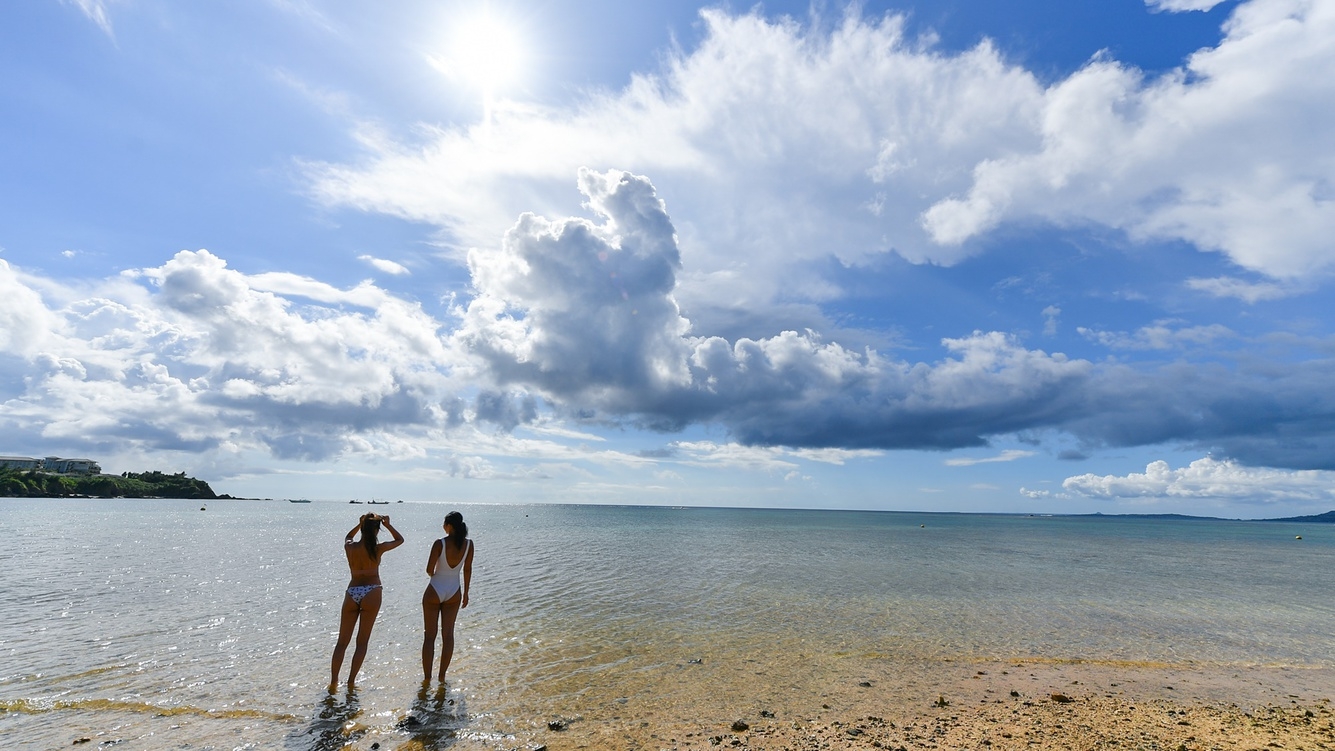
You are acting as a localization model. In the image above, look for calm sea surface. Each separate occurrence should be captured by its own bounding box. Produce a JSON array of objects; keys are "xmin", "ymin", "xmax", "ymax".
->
[{"xmin": 3, "ymin": 499, "xmax": 1334, "ymax": 749}]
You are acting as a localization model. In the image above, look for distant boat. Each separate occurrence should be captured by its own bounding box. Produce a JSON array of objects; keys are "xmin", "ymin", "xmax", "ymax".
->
[
  {"xmin": 288, "ymin": 499, "xmax": 311, "ymax": 504},
  {"xmin": 368, "ymin": 500, "xmax": 389, "ymax": 505},
  {"xmin": 349, "ymin": 500, "xmax": 363, "ymax": 504}
]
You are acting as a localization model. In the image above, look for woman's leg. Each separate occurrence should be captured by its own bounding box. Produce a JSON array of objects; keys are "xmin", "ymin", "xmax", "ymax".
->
[
  {"xmin": 435, "ymin": 593, "xmax": 463, "ymax": 681},
  {"xmin": 345, "ymin": 587, "xmax": 382, "ymax": 688},
  {"xmin": 329, "ymin": 594, "xmax": 359, "ymax": 691},
  {"xmin": 421, "ymin": 586, "xmax": 442, "ymax": 681}
]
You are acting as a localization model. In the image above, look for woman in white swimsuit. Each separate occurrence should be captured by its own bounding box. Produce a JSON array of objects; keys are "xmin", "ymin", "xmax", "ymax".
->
[
  {"xmin": 329, "ymin": 512, "xmax": 403, "ymax": 692},
  {"xmin": 421, "ymin": 510, "xmax": 474, "ymax": 683}
]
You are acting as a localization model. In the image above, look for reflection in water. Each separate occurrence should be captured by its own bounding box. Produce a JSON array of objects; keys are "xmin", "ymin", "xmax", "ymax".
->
[
  {"xmin": 288, "ymin": 691, "xmax": 364, "ymax": 751},
  {"xmin": 396, "ymin": 683, "xmax": 468, "ymax": 749}
]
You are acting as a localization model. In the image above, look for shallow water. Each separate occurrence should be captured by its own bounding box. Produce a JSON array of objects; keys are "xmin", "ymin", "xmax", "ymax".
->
[{"xmin": 2, "ymin": 499, "xmax": 1333, "ymax": 749}]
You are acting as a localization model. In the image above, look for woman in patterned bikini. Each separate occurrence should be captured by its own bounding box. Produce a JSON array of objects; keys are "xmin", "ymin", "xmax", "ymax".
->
[{"xmin": 329, "ymin": 512, "xmax": 404, "ymax": 692}]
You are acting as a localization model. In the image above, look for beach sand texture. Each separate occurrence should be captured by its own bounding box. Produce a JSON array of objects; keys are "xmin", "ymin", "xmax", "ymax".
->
[{"xmin": 530, "ymin": 661, "xmax": 1335, "ymax": 751}]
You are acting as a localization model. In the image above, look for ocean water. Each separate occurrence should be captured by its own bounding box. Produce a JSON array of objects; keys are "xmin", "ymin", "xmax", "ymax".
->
[{"xmin": 2, "ymin": 499, "xmax": 1334, "ymax": 749}]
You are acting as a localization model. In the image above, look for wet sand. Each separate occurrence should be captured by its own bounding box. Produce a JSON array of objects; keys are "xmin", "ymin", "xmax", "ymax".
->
[{"xmin": 535, "ymin": 660, "xmax": 1335, "ymax": 750}]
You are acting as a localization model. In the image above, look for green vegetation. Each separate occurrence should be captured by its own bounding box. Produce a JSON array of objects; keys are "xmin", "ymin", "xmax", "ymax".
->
[{"xmin": 0, "ymin": 469, "xmax": 219, "ymax": 499}]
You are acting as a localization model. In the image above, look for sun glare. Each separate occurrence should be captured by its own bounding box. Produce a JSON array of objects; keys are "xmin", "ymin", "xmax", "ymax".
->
[{"xmin": 442, "ymin": 10, "xmax": 525, "ymax": 97}]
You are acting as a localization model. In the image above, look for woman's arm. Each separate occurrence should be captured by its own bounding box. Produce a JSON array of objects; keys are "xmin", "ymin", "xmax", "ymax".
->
[
  {"xmin": 461, "ymin": 541, "xmax": 474, "ymax": 608},
  {"xmin": 424, "ymin": 538, "xmax": 443, "ymax": 576},
  {"xmin": 344, "ymin": 519, "xmax": 363, "ymax": 543},
  {"xmin": 378, "ymin": 517, "xmax": 406, "ymax": 553}
]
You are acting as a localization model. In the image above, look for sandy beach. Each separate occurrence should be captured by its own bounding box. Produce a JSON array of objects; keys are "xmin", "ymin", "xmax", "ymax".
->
[{"xmin": 535, "ymin": 660, "xmax": 1335, "ymax": 751}]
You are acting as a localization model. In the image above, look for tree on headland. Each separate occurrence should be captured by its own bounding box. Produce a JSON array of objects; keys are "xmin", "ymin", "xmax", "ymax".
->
[{"xmin": 0, "ymin": 468, "xmax": 219, "ymax": 499}]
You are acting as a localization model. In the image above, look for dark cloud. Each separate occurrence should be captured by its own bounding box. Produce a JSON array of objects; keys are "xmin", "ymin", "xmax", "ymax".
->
[{"xmin": 456, "ymin": 170, "xmax": 1335, "ymax": 471}]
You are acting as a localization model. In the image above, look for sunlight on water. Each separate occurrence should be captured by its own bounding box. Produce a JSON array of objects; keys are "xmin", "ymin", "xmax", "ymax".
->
[{"xmin": 2, "ymin": 499, "xmax": 1333, "ymax": 749}]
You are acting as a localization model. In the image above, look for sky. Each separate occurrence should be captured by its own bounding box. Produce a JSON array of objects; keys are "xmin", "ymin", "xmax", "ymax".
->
[{"xmin": 2, "ymin": 0, "xmax": 1334, "ymax": 517}]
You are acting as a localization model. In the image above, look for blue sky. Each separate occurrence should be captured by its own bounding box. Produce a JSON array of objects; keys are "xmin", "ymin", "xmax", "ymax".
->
[{"xmin": 3, "ymin": 0, "xmax": 1334, "ymax": 517}]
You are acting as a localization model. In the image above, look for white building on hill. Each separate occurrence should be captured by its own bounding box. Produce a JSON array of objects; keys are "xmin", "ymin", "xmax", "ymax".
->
[
  {"xmin": 0, "ymin": 455, "xmax": 102, "ymax": 474},
  {"xmin": 0, "ymin": 456, "xmax": 43, "ymax": 471}
]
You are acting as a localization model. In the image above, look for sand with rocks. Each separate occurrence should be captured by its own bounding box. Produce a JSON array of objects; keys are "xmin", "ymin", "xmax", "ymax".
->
[{"xmin": 536, "ymin": 660, "xmax": 1335, "ymax": 751}]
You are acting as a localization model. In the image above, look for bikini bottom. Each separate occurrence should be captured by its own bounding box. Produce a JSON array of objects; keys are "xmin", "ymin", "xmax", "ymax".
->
[{"xmin": 346, "ymin": 584, "xmax": 382, "ymax": 604}]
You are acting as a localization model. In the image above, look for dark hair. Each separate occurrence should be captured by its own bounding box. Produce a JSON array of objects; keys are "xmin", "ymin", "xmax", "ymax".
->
[
  {"xmin": 444, "ymin": 511, "xmax": 468, "ymax": 546},
  {"xmin": 361, "ymin": 516, "xmax": 381, "ymax": 561}
]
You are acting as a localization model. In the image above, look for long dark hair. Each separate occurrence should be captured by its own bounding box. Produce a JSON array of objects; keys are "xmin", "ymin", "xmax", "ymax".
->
[
  {"xmin": 361, "ymin": 516, "xmax": 381, "ymax": 561},
  {"xmin": 444, "ymin": 511, "xmax": 468, "ymax": 550}
]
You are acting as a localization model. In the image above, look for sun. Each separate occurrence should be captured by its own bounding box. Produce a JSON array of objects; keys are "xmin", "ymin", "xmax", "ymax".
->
[{"xmin": 439, "ymin": 9, "xmax": 525, "ymax": 98}]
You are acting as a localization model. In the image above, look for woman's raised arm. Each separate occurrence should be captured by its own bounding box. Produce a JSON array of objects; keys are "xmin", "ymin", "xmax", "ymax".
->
[{"xmin": 378, "ymin": 517, "xmax": 405, "ymax": 553}]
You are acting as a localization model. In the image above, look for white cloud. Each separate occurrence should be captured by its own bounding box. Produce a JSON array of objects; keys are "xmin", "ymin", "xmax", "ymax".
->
[
  {"xmin": 1062, "ymin": 457, "xmax": 1335, "ymax": 503},
  {"xmin": 0, "ymin": 251, "xmax": 466, "ymax": 461},
  {"xmin": 1077, "ymin": 320, "xmax": 1235, "ymax": 350},
  {"xmin": 1042, "ymin": 305, "xmax": 1061, "ymax": 337},
  {"xmin": 9, "ymin": 165, "xmax": 1335, "ymax": 476},
  {"xmin": 945, "ymin": 449, "xmax": 1037, "ymax": 467},
  {"xmin": 358, "ymin": 255, "xmax": 411, "ymax": 275},
  {"xmin": 1147, "ymin": 0, "xmax": 1229, "ymax": 11},
  {"xmin": 306, "ymin": 8, "xmax": 1045, "ymax": 316},
  {"xmin": 925, "ymin": 0, "xmax": 1335, "ymax": 282},
  {"xmin": 789, "ymin": 447, "xmax": 884, "ymax": 465},
  {"xmin": 1185, "ymin": 276, "xmax": 1292, "ymax": 302},
  {"xmin": 450, "ymin": 168, "xmax": 1098, "ymax": 450},
  {"xmin": 0, "ymin": 260, "xmax": 65, "ymax": 357},
  {"xmin": 669, "ymin": 441, "xmax": 799, "ymax": 472},
  {"xmin": 64, "ymin": 0, "xmax": 115, "ymax": 37},
  {"xmin": 309, "ymin": 0, "xmax": 1335, "ymax": 331}
]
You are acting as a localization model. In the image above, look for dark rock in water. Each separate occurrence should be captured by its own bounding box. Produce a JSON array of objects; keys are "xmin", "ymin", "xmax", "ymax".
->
[
  {"xmin": 731, "ymin": 720, "xmax": 749, "ymax": 732},
  {"xmin": 548, "ymin": 719, "xmax": 568, "ymax": 731},
  {"xmin": 73, "ymin": 740, "xmax": 92, "ymax": 746},
  {"xmin": 760, "ymin": 710, "xmax": 775, "ymax": 718},
  {"xmin": 1010, "ymin": 690, "xmax": 1021, "ymax": 697},
  {"xmin": 397, "ymin": 716, "xmax": 422, "ymax": 729}
]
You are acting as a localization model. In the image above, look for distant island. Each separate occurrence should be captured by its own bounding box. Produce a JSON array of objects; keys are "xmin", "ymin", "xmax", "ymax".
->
[
  {"xmin": 1077, "ymin": 511, "xmax": 1335, "ymax": 523},
  {"xmin": 0, "ymin": 469, "xmax": 224, "ymax": 500},
  {"xmin": 1256, "ymin": 510, "xmax": 1335, "ymax": 523}
]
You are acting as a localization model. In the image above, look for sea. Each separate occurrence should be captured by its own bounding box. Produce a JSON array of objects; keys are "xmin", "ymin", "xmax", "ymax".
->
[{"xmin": 2, "ymin": 498, "xmax": 1334, "ymax": 750}]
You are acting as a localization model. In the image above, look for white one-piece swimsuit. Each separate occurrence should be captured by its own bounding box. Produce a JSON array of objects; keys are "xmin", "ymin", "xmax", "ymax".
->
[{"xmin": 429, "ymin": 538, "xmax": 470, "ymax": 600}]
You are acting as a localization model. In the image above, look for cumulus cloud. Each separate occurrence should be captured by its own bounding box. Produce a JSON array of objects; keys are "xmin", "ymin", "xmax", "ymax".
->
[
  {"xmin": 457, "ymin": 168, "xmax": 694, "ymax": 408},
  {"xmin": 10, "ymin": 165, "xmax": 1335, "ymax": 478},
  {"xmin": 0, "ymin": 251, "xmax": 469, "ymax": 461},
  {"xmin": 924, "ymin": 0, "xmax": 1335, "ymax": 281},
  {"xmin": 1063, "ymin": 457, "xmax": 1335, "ymax": 503},
  {"xmin": 451, "ymin": 171, "xmax": 1335, "ymax": 469},
  {"xmin": 306, "ymin": 7, "xmax": 1044, "ymax": 317},
  {"xmin": 455, "ymin": 171, "xmax": 1103, "ymax": 450},
  {"xmin": 310, "ymin": 0, "xmax": 1335, "ymax": 338}
]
